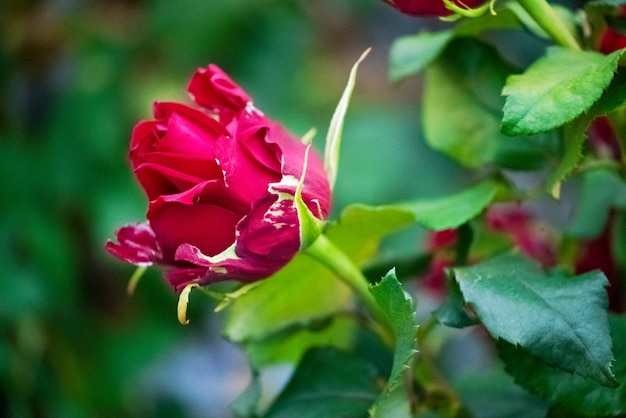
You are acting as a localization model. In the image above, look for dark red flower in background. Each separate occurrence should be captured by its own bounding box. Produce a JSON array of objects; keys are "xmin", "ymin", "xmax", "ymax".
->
[
  {"xmin": 382, "ymin": 0, "xmax": 486, "ymax": 17},
  {"xmin": 597, "ymin": 6, "xmax": 626, "ymax": 55},
  {"xmin": 485, "ymin": 205, "xmax": 557, "ymax": 268}
]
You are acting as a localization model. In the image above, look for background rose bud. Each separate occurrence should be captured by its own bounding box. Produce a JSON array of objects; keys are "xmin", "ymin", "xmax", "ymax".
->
[
  {"xmin": 106, "ymin": 65, "xmax": 331, "ymax": 291},
  {"xmin": 382, "ymin": 0, "xmax": 486, "ymax": 17}
]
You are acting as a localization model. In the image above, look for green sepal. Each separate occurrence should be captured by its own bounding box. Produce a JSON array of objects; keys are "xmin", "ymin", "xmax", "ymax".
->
[{"xmin": 295, "ymin": 145, "xmax": 325, "ymax": 251}]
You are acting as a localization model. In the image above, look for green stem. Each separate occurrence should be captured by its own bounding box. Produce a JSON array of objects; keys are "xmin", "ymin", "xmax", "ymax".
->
[
  {"xmin": 303, "ymin": 234, "xmax": 395, "ymax": 347},
  {"xmin": 127, "ymin": 266, "xmax": 147, "ymax": 295},
  {"xmin": 517, "ymin": 0, "xmax": 580, "ymax": 49}
]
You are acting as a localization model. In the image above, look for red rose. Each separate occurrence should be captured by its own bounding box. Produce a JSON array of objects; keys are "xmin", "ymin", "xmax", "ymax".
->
[
  {"xmin": 382, "ymin": 0, "xmax": 486, "ymax": 17},
  {"xmin": 106, "ymin": 65, "xmax": 331, "ymax": 291}
]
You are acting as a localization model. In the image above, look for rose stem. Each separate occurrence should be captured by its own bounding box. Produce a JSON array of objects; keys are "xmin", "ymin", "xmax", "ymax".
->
[
  {"xmin": 304, "ymin": 234, "xmax": 396, "ymax": 348},
  {"xmin": 517, "ymin": 0, "xmax": 581, "ymax": 49}
]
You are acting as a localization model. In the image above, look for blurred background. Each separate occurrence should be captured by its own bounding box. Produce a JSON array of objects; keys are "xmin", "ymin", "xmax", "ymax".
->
[{"xmin": 0, "ymin": 0, "xmax": 482, "ymax": 416}]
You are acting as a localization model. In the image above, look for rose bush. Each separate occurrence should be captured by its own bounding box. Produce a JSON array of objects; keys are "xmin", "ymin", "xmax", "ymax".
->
[
  {"xmin": 381, "ymin": 0, "xmax": 486, "ymax": 17},
  {"xmin": 106, "ymin": 65, "xmax": 331, "ymax": 291}
]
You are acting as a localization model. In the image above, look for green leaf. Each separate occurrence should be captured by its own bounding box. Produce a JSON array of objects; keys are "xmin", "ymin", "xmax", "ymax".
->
[
  {"xmin": 244, "ymin": 317, "xmax": 357, "ymax": 367},
  {"xmin": 223, "ymin": 255, "xmax": 353, "ymax": 345},
  {"xmin": 500, "ymin": 314, "xmax": 626, "ymax": 417},
  {"xmin": 326, "ymin": 205, "xmax": 415, "ymax": 259},
  {"xmin": 433, "ymin": 276, "xmax": 479, "ymax": 328},
  {"xmin": 423, "ymin": 38, "xmax": 544, "ymax": 169},
  {"xmin": 451, "ymin": 253, "xmax": 617, "ymax": 386},
  {"xmin": 566, "ymin": 168, "xmax": 624, "ymax": 238},
  {"xmin": 389, "ymin": 9, "xmax": 521, "ymax": 82},
  {"xmin": 501, "ymin": 48, "xmax": 623, "ymax": 136},
  {"xmin": 368, "ymin": 270, "xmax": 418, "ymax": 418},
  {"xmin": 592, "ymin": 70, "xmax": 626, "ymax": 116},
  {"xmin": 264, "ymin": 347, "xmax": 379, "ymax": 418},
  {"xmin": 391, "ymin": 179, "xmax": 500, "ymax": 230},
  {"xmin": 389, "ymin": 31, "xmax": 453, "ymax": 83},
  {"xmin": 493, "ymin": 130, "xmax": 557, "ymax": 171}
]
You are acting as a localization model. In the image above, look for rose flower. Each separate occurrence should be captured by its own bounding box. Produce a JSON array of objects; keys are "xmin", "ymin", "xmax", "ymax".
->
[
  {"xmin": 381, "ymin": 0, "xmax": 486, "ymax": 17},
  {"xmin": 106, "ymin": 65, "xmax": 331, "ymax": 291}
]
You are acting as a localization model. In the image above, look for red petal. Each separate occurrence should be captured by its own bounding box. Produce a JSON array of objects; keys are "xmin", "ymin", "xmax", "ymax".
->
[
  {"xmin": 105, "ymin": 222, "xmax": 161, "ymax": 265},
  {"xmin": 236, "ymin": 194, "xmax": 300, "ymax": 260},
  {"xmin": 147, "ymin": 182, "xmax": 246, "ymax": 262}
]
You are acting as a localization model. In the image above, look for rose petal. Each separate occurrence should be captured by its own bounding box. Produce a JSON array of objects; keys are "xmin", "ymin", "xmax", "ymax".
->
[
  {"xmin": 169, "ymin": 243, "xmax": 285, "ymax": 291},
  {"xmin": 164, "ymin": 265, "xmax": 212, "ymax": 291},
  {"xmin": 214, "ymin": 128, "xmax": 282, "ymax": 205},
  {"xmin": 188, "ymin": 64, "xmax": 251, "ymax": 115},
  {"xmin": 105, "ymin": 222, "xmax": 161, "ymax": 266},
  {"xmin": 260, "ymin": 120, "xmax": 331, "ymax": 218},
  {"xmin": 236, "ymin": 193, "xmax": 301, "ymax": 260},
  {"xmin": 152, "ymin": 104, "xmax": 223, "ymax": 157},
  {"xmin": 147, "ymin": 182, "xmax": 247, "ymax": 262},
  {"xmin": 237, "ymin": 121, "xmax": 282, "ymax": 173},
  {"xmin": 382, "ymin": 0, "xmax": 485, "ymax": 16},
  {"xmin": 134, "ymin": 151, "xmax": 224, "ymax": 200}
]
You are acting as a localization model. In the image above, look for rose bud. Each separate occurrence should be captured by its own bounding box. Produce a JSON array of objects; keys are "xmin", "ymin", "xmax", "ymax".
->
[
  {"xmin": 382, "ymin": 0, "xmax": 487, "ymax": 17},
  {"xmin": 106, "ymin": 65, "xmax": 331, "ymax": 291}
]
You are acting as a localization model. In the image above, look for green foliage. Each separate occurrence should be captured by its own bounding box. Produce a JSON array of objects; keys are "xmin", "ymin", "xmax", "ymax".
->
[
  {"xmin": 423, "ymin": 39, "xmax": 511, "ymax": 168},
  {"xmin": 500, "ymin": 315, "xmax": 626, "ymax": 417},
  {"xmin": 391, "ymin": 179, "xmax": 500, "ymax": 230},
  {"xmin": 566, "ymin": 168, "xmax": 625, "ymax": 238},
  {"xmin": 451, "ymin": 253, "xmax": 617, "ymax": 386},
  {"xmin": 368, "ymin": 270, "xmax": 419, "ymax": 417},
  {"xmin": 223, "ymin": 254, "xmax": 355, "ymax": 366},
  {"xmin": 389, "ymin": 8, "xmax": 522, "ymax": 83},
  {"xmin": 454, "ymin": 367, "xmax": 549, "ymax": 418},
  {"xmin": 423, "ymin": 38, "xmax": 553, "ymax": 170},
  {"xmin": 433, "ymin": 277, "xmax": 479, "ymax": 328},
  {"xmin": 389, "ymin": 31, "xmax": 454, "ymax": 82},
  {"xmin": 264, "ymin": 347, "xmax": 380, "ymax": 418},
  {"xmin": 502, "ymin": 47, "xmax": 623, "ymax": 136}
]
